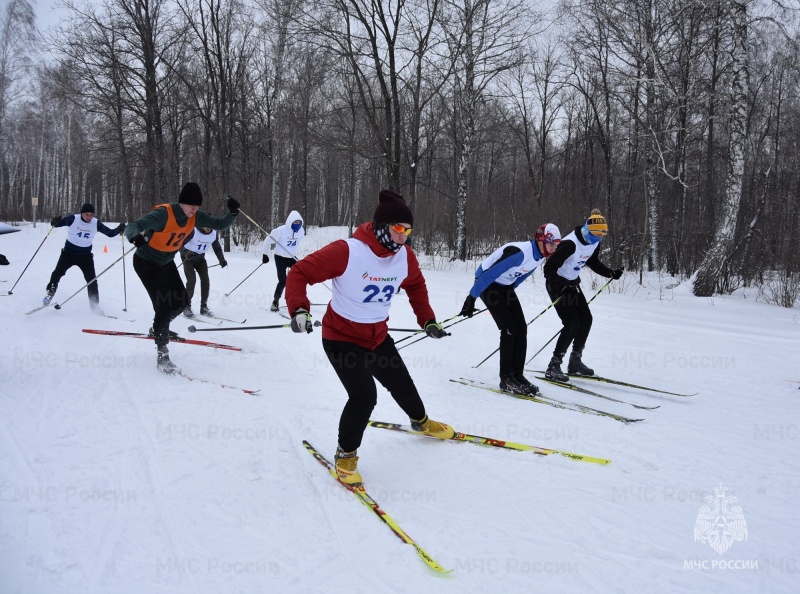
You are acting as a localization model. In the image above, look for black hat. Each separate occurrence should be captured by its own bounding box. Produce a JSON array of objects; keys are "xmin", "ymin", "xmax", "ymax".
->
[
  {"xmin": 373, "ymin": 189, "xmax": 413, "ymax": 226},
  {"xmin": 178, "ymin": 182, "xmax": 203, "ymax": 206},
  {"xmin": 81, "ymin": 203, "xmax": 95, "ymax": 214}
]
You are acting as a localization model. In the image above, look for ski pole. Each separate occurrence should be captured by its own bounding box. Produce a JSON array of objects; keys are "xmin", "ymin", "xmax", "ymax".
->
[
  {"xmin": 238, "ymin": 207, "xmax": 333, "ymax": 293},
  {"xmin": 188, "ymin": 320, "xmax": 321, "ymax": 333},
  {"xmin": 238, "ymin": 209, "xmax": 298, "ymax": 261},
  {"xmin": 224, "ymin": 262, "xmax": 262, "ymax": 297},
  {"xmin": 121, "ymin": 233, "xmax": 128, "ymax": 311},
  {"xmin": 474, "ymin": 296, "xmax": 562, "ymax": 369},
  {"xmin": 395, "ymin": 312, "xmax": 465, "ymax": 350},
  {"xmin": 7, "ymin": 226, "xmax": 54, "ymax": 295},
  {"xmin": 52, "ymin": 246, "xmax": 137, "ymax": 310},
  {"xmin": 208, "ymin": 263, "xmax": 221, "ymax": 269},
  {"xmin": 525, "ymin": 278, "xmax": 614, "ymax": 364}
]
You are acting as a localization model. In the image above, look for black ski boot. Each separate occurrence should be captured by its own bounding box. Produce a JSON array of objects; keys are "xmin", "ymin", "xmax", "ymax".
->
[
  {"xmin": 500, "ymin": 374, "xmax": 534, "ymax": 395},
  {"xmin": 514, "ymin": 372, "xmax": 540, "ymax": 395},
  {"xmin": 270, "ymin": 299, "xmax": 279, "ymax": 312},
  {"xmin": 149, "ymin": 326, "xmax": 180, "ymax": 340},
  {"xmin": 42, "ymin": 283, "xmax": 57, "ymax": 305},
  {"xmin": 156, "ymin": 347, "xmax": 180, "ymax": 375},
  {"xmin": 568, "ymin": 348, "xmax": 595, "ymax": 376},
  {"xmin": 545, "ymin": 354, "xmax": 569, "ymax": 382}
]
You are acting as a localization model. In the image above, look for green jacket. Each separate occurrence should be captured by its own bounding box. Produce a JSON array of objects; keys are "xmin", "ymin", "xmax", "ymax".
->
[{"xmin": 125, "ymin": 203, "xmax": 237, "ymax": 266}]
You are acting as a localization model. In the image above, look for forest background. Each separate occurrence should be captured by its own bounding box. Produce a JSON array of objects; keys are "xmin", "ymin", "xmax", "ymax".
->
[{"xmin": 1, "ymin": 0, "xmax": 798, "ymax": 302}]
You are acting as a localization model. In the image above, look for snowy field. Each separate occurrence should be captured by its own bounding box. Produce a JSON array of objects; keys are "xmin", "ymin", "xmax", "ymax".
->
[{"xmin": 1, "ymin": 220, "xmax": 798, "ymax": 594}]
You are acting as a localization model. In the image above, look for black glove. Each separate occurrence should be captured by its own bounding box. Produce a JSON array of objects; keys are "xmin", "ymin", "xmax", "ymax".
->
[
  {"xmin": 611, "ymin": 268, "xmax": 624, "ymax": 280},
  {"xmin": 117, "ymin": 222, "xmax": 126, "ymax": 234},
  {"xmin": 226, "ymin": 195, "xmax": 240, "ymax": 215},
  {"xmin": 130, "ymin": 233, "xmax": 148, "ymax": 247},
  {"xmin": 424, "ymin": 320, "xmax": 448, "ymax": 339},
  {"xmin": 561, "ymin": 285, "xmax": 579, "ymax": 295},
  {"xmin": 460, "ymin": 295, "xmax": 478, "ymax": 318},
  {"xmin": 219, "ymin": 260, "xmax": 228, "ymax": 268},
  {"xmin": 290, "ymin": 309, "xmax": 314, "ymax": 333},
  {"xmin": 262, "ymin": 254, "xmax": 270, "ymax": 264},
  {"xmin": 51, "ymin": 216, "xmax": 61, "ymax": 227}
]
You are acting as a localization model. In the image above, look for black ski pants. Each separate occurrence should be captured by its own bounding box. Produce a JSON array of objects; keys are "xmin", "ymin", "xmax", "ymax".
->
[
  {"xmin": 48, "ymin": 250, "xmax": 99, "ymax": 304},
  {"xmin": 546, "ymin": 281, "xmax": 592, "ymax": 358},
  {"xmin": 323, "ymin": 336, "xmax": 426, "ymax": 452},
  {"xmin": 182, "ymin": 252, "xmax": 210, "ymax": 307},
  {"xmin": 133, "ymin": 255, "xmax": 189, "ymax": 349},
  {"xmin": 273, "ymin": 254, "xmax": 295, "ymax": 301},
  {"xmin": 480, "ymin": 283, "xmax": 527, "ymax": 379}
]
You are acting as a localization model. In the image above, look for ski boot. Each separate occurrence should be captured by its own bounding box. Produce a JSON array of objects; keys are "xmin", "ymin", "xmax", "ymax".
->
[
  {"xmin": 270, "ymin": 299, "xmax": 279, "ymax": 312},
  {"xmin": 500, "ymin": 374, "xmax": 534, "ymax": 395},
  {"xmin": 156, "ymin": 347, "xmax": 180, "ymax": 375},
  {"xmin": 149, "ymin": 326, "xmax": 180, "ymax": 340},
  {"xmin": 568, "ymin": 348, "xmax": 595, "ymax": 376},
  {"xmin": 545, "ymin": 354, "xmax": 569, "ymax": 382},
  {"xmin": 334, "ymin": 447, "xmax": 363, "ymax": 486},
  {"xmin": 514, "ymin": 372, "xmax": 540, "ymax": 395},
  {"xmin": 200, "ymin": 304, "xmax": 213, "ymax": 316},
  {"xmin": 411, "ymin": 415, "xmax": 455, "ymax": 439},
  {"xmin": 42, "ymin": 283, "xmax": 57, "ymax": 306},
  {"xmin": 183, "ymin": 307, "xmax": 196, "ymax": 319}
]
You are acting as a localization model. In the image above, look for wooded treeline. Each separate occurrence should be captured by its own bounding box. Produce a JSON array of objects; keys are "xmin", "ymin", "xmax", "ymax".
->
[{"xmin": 1, "ymin": 0, "xmax": 798, "ymax": 302}]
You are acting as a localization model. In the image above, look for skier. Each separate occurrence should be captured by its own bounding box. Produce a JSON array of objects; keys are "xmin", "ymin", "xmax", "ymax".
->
[
  {"xmin": 262, "ymin": 210, "xmax": 305, "ymax": 312},
  {"xmin": 124, "ymin": 182, "xmax": 239, "ymax": 374},
  {"xmin": 285, "ymin": 189, "xmax": 454, "ymax": 486},
  {"xmin": 43, "ymin": 203, "xmax": 125, "ymax": 312},
  {"xmin": 459, "ymin": 223, "xmax": 562, "ymax": 395},
  {"xmin": 180, "ymin": 227, "xmax": 228, "ymax": 318},
  {"xmin": 542, "ymin": 209, "xmax": 623, "ymax": 381}
]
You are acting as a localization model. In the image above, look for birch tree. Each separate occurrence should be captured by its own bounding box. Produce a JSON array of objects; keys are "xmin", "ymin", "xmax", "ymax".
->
[
  {"xmin": 694, "ymin": 0, "xmax": 751, "ymax": 296},
  {"xmin": 443, "ymin": 0, "xmax": 530, "ymax": 260}
]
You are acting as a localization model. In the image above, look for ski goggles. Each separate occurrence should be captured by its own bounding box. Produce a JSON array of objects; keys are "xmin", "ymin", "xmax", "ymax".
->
[{"xmin": 389, "ymin": 223, "xmax": 412, "ymax": 236}]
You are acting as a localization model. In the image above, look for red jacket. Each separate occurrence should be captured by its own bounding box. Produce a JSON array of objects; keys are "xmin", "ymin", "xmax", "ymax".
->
[{"xmin": 286, "ymin": 222, "xmax": 436, "ymax": 350}]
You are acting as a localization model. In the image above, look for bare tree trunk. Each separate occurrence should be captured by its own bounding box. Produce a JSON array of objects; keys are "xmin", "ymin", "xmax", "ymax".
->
[{"xmin": 694, "ymin": 0, "xmax": 749, "ymax": 296}]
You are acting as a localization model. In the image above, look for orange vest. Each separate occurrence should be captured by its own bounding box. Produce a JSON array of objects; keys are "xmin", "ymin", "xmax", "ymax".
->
[{"xmin": 147, "ymin": 203, "xmax": 196, "ymax": 252}]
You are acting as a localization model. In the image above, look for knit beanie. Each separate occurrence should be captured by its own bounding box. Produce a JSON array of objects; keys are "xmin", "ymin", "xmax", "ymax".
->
[
  {"xmin": 373, "ymin": 190, "xmax": 413, "ymax": 226},
  {"xmin": 585, "ymin": 208, "xmax": 608, "ymax": 237},
  {"xmin": 178, "ymin": 182, "xmax": 203, "ymax": 206},
  {"xmin": 80, "ymin": 203, "xmax": 95, "ymax": 214}
]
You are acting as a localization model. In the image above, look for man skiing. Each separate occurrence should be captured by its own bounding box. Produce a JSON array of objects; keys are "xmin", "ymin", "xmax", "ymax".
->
[
  {"xmin": 542, "ymin": 209, "xmax": 623, "ymax": 381},
  {"xmin": 460, "ymin": 223, "xmax": 562, "ymax": 395},
  {"xmin": 43, "ymin": 203, "xmax": 125, "ymax": 312},
  {"xmin": 285, "ymin": 189, "xmax": 454, "ymax": 486},
  {"xmin": 124, "ymin": 182, "xmax": 239, "ymax": 375},
  {"xmin": 262, "ymin": 210, "xmax": 305, "ymax": 312},
  {"xmin": 180, "ymin": 227, "xmax": 228, "ymax": 318}
]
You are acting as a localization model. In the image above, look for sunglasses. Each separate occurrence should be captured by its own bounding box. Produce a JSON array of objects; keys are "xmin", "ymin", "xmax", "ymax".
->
[{"xmin": 389, "ymin": 223, "xmax": 412, "ymax": 236}]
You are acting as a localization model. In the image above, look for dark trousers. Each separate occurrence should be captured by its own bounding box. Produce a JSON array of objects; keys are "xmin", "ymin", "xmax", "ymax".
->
[
  {"xmin": 273, "ymin": 255, "xmax": 295, "ymax": 301},
  {"xmin": 323, "ymin": 336, "xmax": 426, "ymax": 452},
  {"xmin": 182, "ymin": 253, "xmax": 210, "ymax": 307},
  {"xmin": 48, "ymin": 250, "xmax": 99, "ymax": 304},
  {"xmin": 133, "ymin": 255, "xmax": 188, "ymax": 349},
  {"xmin": 546, "ymin": 281, "xmax": 593, "ymax": 357},
  {"xmin": 481, "ymin": 283, "xmax": 526, "ymax": 378}
]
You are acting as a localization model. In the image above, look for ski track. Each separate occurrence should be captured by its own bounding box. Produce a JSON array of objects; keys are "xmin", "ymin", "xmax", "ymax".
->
[{"xmin": 2, "ymin": 224, "xmax": 799, "ymax": 592}]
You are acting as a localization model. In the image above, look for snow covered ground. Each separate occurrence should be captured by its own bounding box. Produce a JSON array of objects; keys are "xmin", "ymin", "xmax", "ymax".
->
[{"xmin": 1, "ymin": 220, "xmax": 798, "ymax": 593}]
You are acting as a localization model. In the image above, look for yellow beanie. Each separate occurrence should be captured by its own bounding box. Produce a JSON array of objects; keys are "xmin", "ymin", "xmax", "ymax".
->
[{"xmin": 586, "ymin": 208, "xmax": 608, "ymax": 237}]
